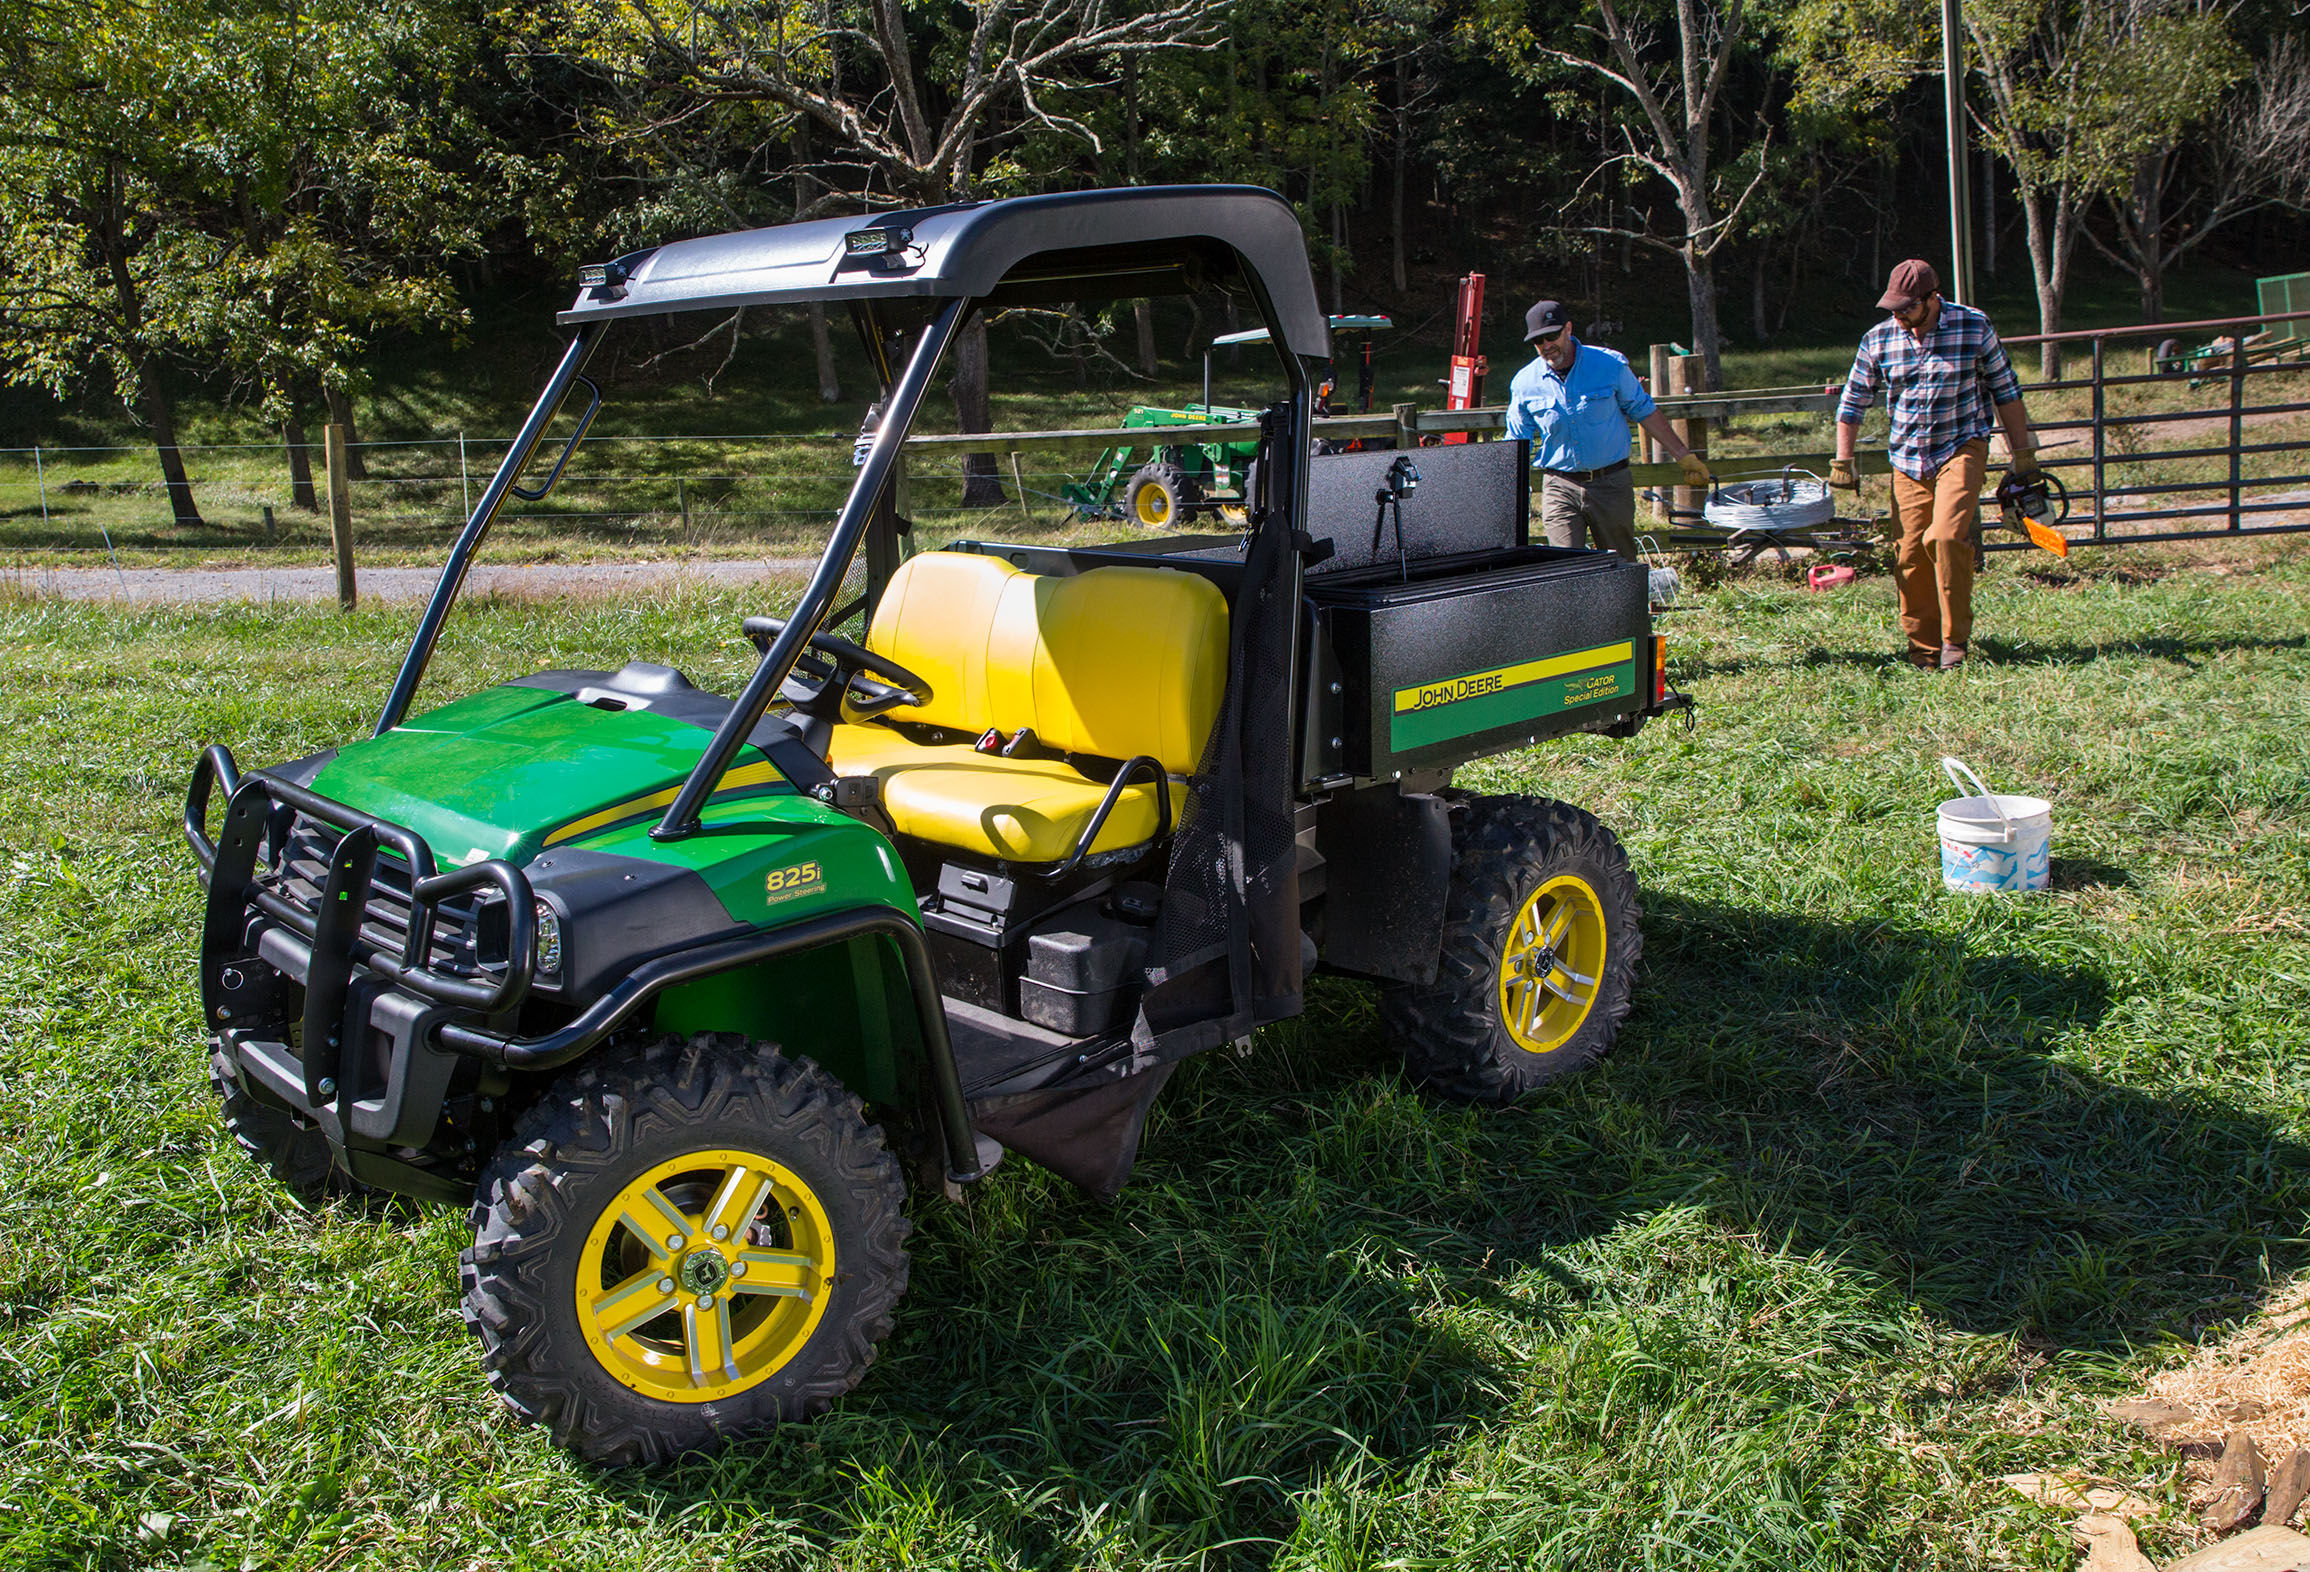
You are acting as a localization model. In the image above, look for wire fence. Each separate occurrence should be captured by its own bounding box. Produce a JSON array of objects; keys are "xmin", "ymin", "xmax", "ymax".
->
[{"xmin": 5, "ymin": 337, "xmax": 2306, "ymax": 562}]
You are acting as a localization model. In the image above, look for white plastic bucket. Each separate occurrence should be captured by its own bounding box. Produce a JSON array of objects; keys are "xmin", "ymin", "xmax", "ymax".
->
[{"xmin": 1936, "ymin": 757, "xmax": 2051, "ymax": 894}]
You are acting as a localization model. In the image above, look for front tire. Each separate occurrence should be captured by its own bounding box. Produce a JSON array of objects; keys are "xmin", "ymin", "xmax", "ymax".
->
[
  {"xmin": 460, "ymin": 1033, "xmax": 909, "ymax": 1465},
  {"xmin": 1126, "ymin": 461, "xmax": 1198, "ymax": 528},
  {"xmin": 1383, "ymin": 794, "xmax": 1642, "ymax": 1102},
  {"xmin": 208, "ymin": 1043, "xmax": 365, "ymax": 1202}
]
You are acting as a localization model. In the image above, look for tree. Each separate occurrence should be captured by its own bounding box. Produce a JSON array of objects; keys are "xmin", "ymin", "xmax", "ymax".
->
[
  {"xmin": 1480, "ymin": 0, "xmax": 1776, "ymax": 391},
  {"xmin": 0, "ymin": 0, "xmax": 495, "ymax": 526},
  {"xmin": 2090, "ymin": 28, "xmax": 2302, "ymax": 322},
  {"xmin": 532, "ymin": 0, "xmax": 1219, "ymax": 502},
  {"xmin": 0, "ymin": 0, "xmax": 230, "ymax": 525}
]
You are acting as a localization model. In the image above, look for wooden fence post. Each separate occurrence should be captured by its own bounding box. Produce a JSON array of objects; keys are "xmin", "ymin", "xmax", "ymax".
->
[
  {"xmin": 324, "ymin": 423, "xmax": 357, "ymax": 612},
  {"xmin": 1648, "ymin": 345, "xmax": 1674, "ymax": 520},
  {"xmin": 1669, "ymin": 353, "xmax": 1708, "ymax": 516}
]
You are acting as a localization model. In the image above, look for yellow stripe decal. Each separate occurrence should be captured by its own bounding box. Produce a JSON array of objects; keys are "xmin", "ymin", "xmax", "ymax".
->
[
  {"xmin": 1393, "ymin": 642, "xmax": 1635, "ymax": 714},
  {"xmin": 543, "ymin": 761, "xmax": 783, "ymax": 846}
]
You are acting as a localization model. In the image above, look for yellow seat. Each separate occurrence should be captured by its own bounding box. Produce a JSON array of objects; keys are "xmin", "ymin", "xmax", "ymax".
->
[{"xmin": 826, "ymin": 553, "xmax": 1227, "ymax": 864}]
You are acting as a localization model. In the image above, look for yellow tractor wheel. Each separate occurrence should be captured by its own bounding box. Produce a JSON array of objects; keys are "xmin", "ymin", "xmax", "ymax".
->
[{"xmin": 1125, "ymin": 461, "xmax": 1198, "ymax": 528}]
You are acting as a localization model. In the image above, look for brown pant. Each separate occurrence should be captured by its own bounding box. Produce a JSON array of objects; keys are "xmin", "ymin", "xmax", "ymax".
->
[
  {"xmin": 1538, "ymin": 466, "xmax": 1639, "ymax": 559},
  {"xmin": 1890, "ymin": 439, "xmax": 1987, "ymax": 661}
]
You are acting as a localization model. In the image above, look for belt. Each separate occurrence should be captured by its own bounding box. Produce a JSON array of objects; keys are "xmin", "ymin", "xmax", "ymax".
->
[{"xmin": 1540, "ymin": 458, "xmax": 1629, "ymax": 483}]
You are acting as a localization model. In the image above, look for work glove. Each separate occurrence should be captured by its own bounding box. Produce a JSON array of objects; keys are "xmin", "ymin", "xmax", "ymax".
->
[
  {"xmin": 1828, "ymin": 457, "xmax": 1859, "ymax": 491},
  {"xmin": 1677, "ymin": 453, "xmax": 1712, "ymax": 488},
  {"xmin": 2010, "ymin": 444, "xmax": 2040, "ymax": 480}
]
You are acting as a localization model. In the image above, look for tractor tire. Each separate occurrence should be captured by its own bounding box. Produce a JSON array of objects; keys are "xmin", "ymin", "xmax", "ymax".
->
[
  {"xmin": 460, "ymin": 1033, "xmax": 909, "ymax": 1466},
  {"xmin": 1125, "ymin": 462, "xmax": 1199, "ymax": 528},
  {"xmin": 207, "ymin": 1043, "xmax": 366, "ymax": 1203},
  {"xmin": 1382, "ymin": 793, "xmax": 1642, "ymax": 1103}
]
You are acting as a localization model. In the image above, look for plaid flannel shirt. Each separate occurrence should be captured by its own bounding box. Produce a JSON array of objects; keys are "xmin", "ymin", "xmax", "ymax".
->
[{"xmin": 1836, "ymin": 301, "xmax": 2024, "ymax": 481}]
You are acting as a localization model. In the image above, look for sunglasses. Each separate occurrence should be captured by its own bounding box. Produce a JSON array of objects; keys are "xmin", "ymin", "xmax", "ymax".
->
[
  {"xmin": 1533, "ymin": 325, "xmax": 1570, "ymax": 343},
  {"xmin": 1889, "ymin": 299, "xmax": 1930, "ymax": 322}
]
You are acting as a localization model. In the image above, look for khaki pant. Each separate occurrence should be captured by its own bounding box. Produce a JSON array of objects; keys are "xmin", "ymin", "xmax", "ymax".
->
[
  {"xmin": 1538, "ymin": 466, "xmax": 1639, "ymax": 559},
  {"xmin": 1890, "ymin": 439, "xmax": 1987, "ymax": 662}
]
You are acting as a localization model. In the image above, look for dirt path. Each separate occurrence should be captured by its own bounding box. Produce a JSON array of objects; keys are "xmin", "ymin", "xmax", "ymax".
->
[{"xmin": 4, "ymin": 557, "xmax": 820, "ymax": 603}]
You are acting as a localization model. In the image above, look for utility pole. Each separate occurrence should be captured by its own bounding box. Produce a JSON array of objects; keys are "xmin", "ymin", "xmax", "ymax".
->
[{"xmin": 1942, "ymin": 0, "xmax": 1977, "ymax": 303}]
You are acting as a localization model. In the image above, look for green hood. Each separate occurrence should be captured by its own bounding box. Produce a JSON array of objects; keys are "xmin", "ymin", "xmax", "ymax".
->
[{"xmin": 308, "ymin": 683, "xmax": 789, "ymax": 867}]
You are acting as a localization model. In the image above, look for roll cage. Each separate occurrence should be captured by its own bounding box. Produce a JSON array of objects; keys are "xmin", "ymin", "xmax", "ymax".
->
[{"xmin": 374, "ymin": 186, "xmax": 1332, "ymax": 845}]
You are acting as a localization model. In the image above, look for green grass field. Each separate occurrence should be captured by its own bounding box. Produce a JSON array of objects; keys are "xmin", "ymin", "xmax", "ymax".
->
[{"xmin": 4, "ymin": 535, "xmax": 2307, "ymax": 1569}]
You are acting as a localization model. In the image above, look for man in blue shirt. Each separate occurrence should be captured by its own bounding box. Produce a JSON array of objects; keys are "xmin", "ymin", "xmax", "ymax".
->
[{"xmin": 1504, "ymin": 300, "xmax": 1711, "ymax": 559}]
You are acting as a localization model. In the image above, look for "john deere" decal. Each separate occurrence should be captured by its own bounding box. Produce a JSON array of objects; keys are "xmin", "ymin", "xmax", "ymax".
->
[{"xmin": 1391, "ymin": 642, "xmax": 1635, "ymax": 751}]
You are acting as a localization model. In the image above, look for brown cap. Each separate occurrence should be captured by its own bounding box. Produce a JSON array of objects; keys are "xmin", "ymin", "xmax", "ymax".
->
[{"xmin": 1877, "ymin": 259, "xmax": 1939, "ymax": 311}]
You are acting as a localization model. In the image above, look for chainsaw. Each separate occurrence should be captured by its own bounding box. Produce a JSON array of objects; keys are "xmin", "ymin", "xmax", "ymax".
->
[{"xmin": 1987, "ymin": 467, "xmax": 2072, "ymax": 557}]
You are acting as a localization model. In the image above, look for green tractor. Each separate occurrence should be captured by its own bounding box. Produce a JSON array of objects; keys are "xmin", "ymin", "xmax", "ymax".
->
[
  {"xmin": 1063, "ymin": 314, "xmax": 1392, "ymax": 526},
  {"xmin": 188, "ymin": 188, "xmax": 1679, "ymax": 1465}
]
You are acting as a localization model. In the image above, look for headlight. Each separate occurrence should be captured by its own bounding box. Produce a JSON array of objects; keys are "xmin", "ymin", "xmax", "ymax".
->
[{"xmin": 533, "ymin": 901, "xmax": 563, "ymax": 977}]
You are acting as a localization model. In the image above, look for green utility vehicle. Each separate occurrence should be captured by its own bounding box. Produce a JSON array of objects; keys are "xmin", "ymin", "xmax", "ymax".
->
[
  {"xmin": 187, "ymin": 188, "xmax": 1680, "ymax": 1466},
  {"xmin": 1063, "ymin": 314, "xmax": 1391, "ymax": 525}
]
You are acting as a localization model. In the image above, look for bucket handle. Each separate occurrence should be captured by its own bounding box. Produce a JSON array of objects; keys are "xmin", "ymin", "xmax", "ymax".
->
[{"xmin": 1940, "ymin": 756, "xmax": 2013, "ymax": 844}]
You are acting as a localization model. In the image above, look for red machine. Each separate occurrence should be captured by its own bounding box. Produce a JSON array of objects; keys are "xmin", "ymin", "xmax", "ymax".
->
[{"xmin": 1442, "ymin": 273, "xmax": 1487, "ymax": 445}]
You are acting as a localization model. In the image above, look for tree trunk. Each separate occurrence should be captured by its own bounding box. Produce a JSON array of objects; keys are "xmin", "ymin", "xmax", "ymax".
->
[
  {"xmin": 138, "ymin": 354, "xmax": 204, "ymax": 528},
  {"xmin": 324, "ymin": 385, "xmax": 366, "ymax": 479},
  {"xmin": 1980, "ymin": 144, "xmax": 1997, "ymax": 277},
  {"xmin": 1685, "ymin": 247, "xmax": 1724, "ymax": 392},
  {"xmin": 951, "ymin": 313, "xmax": 1005, "ymax": 506},
  {"xmin": 809, "ymin": 304, "xmax": 842, "ymax": 402},
  {"xmin": 2018, "ymin": 185, "xmax": 2065, "ymax": 380},
  {"xmin": 284, "ymin": 409, "xmax": 318, "ymax": 512},
  {"xmin": 1392, "ymin": 53, "xmax": 1410, "ymax": 295},
  {"xmin": 1134, "ymin": 300, "xmax": 1158, "ymax": 378},
  {"xmin": 1750, "ymin": 247, "xmax": 1771, "ymax": 344},
  {"xmin": 2132, "ymin": 153, "xmax": 2165, "ymax": 322}
]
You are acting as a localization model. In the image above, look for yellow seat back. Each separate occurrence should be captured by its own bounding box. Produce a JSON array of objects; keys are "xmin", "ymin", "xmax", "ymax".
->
[
  {"xmin": 863, "ymin": 550, "xmax": 1021, "ymax": 734},
  {"xmin": 988, "ymin": 567, "xmax": 1229, "ymax": 774},
  {"xmin": 867, "ymin": 553, "xmax": 1229, "ymax": 775}
]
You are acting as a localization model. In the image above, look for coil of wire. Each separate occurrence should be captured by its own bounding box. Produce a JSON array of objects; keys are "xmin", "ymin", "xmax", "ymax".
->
[{"xmin": 1702, "ymin": 470, "xmax": 1837, "ymax": 532}]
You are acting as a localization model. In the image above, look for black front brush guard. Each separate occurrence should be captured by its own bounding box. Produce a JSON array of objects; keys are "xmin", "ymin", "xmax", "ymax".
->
[{"xmin": 187, "ymin": 746, "xmax": 986, "ymax": 1185}]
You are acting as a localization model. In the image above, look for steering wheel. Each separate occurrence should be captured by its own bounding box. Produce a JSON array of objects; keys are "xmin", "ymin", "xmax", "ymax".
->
[{"xmin": 742, "ymin": 615, "xmax": 933, "ymax": 720}]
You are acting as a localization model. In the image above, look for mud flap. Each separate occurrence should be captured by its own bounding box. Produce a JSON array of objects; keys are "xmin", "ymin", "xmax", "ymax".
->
[{"xmin": 967, "ymin": 1061, "xmax": 1179, "ymax": 1201}]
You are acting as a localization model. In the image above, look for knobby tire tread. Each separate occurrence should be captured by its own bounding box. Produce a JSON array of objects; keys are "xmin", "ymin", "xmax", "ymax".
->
[
  {"xmin": 1382, "ymin": 792, "xmax": 1643, "ymax": 1103},
  {"xmin": 458, "ymin": 1033, "xmax": 909, "ymax": 1466},
  {"xmin": 208, "ymin": 1044, "xmax": 362, "ymax": 1202}
]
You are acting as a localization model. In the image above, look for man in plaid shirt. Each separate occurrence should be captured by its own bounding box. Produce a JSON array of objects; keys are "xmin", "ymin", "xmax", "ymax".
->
[{"xmin": 1831, "ymin": 260, "xmax": 2040, "ymax": 669}]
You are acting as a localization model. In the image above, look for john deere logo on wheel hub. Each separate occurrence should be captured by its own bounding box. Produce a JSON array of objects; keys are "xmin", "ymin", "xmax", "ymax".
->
[{"xmin": 1391, "ymin": 642, "xmax": 1635, "ymax": 750}]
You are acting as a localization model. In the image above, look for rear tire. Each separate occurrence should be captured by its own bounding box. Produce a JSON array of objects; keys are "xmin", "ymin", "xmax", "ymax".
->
[
  {"xmin": 208, "ymin": 1043, "xmax": 364, "ymax": 1202},
  {"xmin": 460, "ymin": 1033, "xmax": 909, "ymax": 1465},
  {"xmin": 1382, "ymin": 794, "xmax": 1642, "ymax": 1102},
  {"xmin": 1126, "ymin": 461, "xmax": 1198, "ymax": 528}
]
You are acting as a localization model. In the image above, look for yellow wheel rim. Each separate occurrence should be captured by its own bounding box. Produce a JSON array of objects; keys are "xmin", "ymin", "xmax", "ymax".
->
[
  {"xmin": 1218, "ymin": 503, "xmax": 1248, "ymax": 525},
  {"xmin": 1133, "ymin": 482, "xmax": 1172, "ymax": 526},
  {"xmin": 574, "ymin": 1148, "xmax": 836, "ymax": 1405},
  {"xmin": 1496, "ymin": 874, "xmax": 1608, "ymax": 1054}
]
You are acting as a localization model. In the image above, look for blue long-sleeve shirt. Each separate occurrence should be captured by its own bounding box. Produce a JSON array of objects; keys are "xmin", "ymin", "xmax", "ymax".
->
[{"xmin": 1503, "ymin": 341, "xmax": 1655, "ymax": 472}]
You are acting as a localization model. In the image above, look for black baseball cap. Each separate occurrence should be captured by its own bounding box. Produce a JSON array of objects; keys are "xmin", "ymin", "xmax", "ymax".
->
[{"xmin": 1525, "ymin": 300, "xmax": 1572, "ymax": 341}]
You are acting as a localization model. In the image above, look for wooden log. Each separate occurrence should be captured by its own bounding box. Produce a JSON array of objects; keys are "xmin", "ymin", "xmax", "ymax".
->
[
  {"xmin": 2204, "ymin": 1430, "xmax": 2268, "ymax": 1533},
  {"xmin": 2166, "ymin": 1525, "xmax": 2310, "ymax": 1572},
  {"xmin": 2263, "ymin": 1447, "xmax": 2310, "ymax": 1528}
]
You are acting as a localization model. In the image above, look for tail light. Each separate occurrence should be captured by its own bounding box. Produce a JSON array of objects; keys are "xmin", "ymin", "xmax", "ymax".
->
[{"xmin": 1651, "ymin": 634, "xmax": 1669, "ymax": 706}]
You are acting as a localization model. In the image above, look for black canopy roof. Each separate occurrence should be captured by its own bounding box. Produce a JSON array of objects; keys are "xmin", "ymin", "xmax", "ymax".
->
[{"xmin": 558, "ymin": 185, "xmax": 1331, "ymax": 361}]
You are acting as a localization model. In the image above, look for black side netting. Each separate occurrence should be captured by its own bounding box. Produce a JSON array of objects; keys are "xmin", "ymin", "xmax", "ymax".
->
[{"xmin": 1132, "ymin": 412, "xmax": 1304, "ymax": 1063}]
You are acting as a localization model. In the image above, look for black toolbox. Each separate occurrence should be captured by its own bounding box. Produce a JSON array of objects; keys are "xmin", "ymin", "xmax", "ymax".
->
[
  {"xmin": 1305, "ymin": 547, "xmax": 1650, "ymax": 780},
  {"xmin": 1294, "ymin": 441, "xmax": 1653, "ymax": 784}
]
